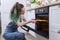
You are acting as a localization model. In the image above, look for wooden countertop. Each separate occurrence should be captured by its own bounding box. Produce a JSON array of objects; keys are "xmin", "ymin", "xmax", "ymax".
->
[{"xmin": 27, "ymin": 1, "xmax": 60, "ymax": 11}]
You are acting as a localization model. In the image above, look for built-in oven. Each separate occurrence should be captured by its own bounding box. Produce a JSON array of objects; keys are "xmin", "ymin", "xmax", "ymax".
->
[{"xmin": 35, "ymin": 7, "xmax": 49, "ymax": 38}]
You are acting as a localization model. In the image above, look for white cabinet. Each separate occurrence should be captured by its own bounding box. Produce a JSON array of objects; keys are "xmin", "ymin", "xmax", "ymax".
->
[{"xmin": 49, "ymin": 5, "xmax": 60, "ymax": 40}]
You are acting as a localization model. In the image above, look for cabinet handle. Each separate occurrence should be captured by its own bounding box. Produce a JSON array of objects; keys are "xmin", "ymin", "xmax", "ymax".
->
[
  {"xmin": 57, "ymin": 30, "xmax": 60, "ymax": 34},
  {"xmin": 58, "ymin": 5, "xmax": 60, "ymax": 8}
]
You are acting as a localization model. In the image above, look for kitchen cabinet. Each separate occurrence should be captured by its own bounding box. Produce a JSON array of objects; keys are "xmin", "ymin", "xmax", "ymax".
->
[{"xmin": 49, "ymin": 5, "xmax": 60, "ymax": 40}]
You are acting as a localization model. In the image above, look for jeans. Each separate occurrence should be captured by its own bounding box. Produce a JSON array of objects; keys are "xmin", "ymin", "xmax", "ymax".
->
[
  {"xmin": 3, "ymin": 32, "xmax": 26, "ymax": 40},
  {"xmin": 3, "ymin": 22, "xmax": 26, "ymax": 40}
]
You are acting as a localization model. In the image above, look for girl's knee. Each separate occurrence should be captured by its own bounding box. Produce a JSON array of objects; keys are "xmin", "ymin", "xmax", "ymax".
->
[
  {"xmin": 3, "ymin": 33, "xmax": 7, "ymax": 39},
  {"xmin": 16, "ymin": 32, "xmax": 25, "ymax": 38},
  {"xmin": 3, "ymin": 33, "xmax": 16, "ymax": 40}
]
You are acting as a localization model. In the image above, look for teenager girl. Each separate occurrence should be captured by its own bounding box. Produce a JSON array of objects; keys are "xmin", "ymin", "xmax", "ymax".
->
[{"xmin": 3, "ymin": 2, "xmax": 37, "ymax": 40}]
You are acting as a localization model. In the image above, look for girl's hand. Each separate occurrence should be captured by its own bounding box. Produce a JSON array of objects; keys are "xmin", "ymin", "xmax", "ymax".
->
[{"xmin": 30, "ymin": 20, "xmax": 37, "ymax": 23}]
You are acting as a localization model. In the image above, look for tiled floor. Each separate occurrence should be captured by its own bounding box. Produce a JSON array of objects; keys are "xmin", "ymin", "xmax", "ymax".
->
[{"xmin": 0, "ymin": 27, "xmax": 48, "ymax": 40}]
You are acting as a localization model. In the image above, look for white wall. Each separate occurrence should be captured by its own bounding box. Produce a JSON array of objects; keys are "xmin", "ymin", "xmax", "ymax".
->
[{"xmin": 49, "ymin": 5, "xmax": 60, "ymax": 40}]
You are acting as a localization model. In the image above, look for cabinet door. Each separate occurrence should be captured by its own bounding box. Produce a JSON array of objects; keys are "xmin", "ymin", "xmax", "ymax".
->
[{"xmin": 49, "ymin": 5, "xmax": 60, "ymax": 40}]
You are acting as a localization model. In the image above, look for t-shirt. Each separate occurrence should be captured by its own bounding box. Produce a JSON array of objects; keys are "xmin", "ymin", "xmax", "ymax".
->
[{"xmin": 17, "ymin": 14, "xmax": 25, "ymax": 22}]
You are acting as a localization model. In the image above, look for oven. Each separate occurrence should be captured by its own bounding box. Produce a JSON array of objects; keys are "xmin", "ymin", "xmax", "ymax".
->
[{"xmin": 35, "ymin": 7, "xmax": 49, "ymax": 38}]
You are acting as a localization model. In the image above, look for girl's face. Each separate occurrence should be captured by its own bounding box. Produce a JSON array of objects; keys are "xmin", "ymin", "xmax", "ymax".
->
[{"xmin": 20, "ymin": 7, "xmax": 25, "ymax": 15}]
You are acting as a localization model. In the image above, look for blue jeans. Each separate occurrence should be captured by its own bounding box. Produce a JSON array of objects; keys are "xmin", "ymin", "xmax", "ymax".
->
[
  {"xmin": 3, "ymin": 22, "xmax": 26, "ymax": 40},
  {"xmin": 3, "ymin": 32, "xmax": 26, "ymax": 40}
]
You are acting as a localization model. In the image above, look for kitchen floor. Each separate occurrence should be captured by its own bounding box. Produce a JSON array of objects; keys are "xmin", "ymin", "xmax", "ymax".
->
[{"xmin": 0, "ymin": 27, "xmax": 48, "ymax": 40}]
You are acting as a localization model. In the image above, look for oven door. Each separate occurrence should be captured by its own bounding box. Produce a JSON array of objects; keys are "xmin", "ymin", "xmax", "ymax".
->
[{"xmin": 35, "ymin": 14, "xmax": 49, "ymax": 38}]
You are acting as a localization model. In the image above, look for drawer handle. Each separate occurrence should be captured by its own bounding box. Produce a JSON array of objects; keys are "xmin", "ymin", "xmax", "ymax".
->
[
  {"xmin": 58, "ymin": 5, "xmax": 60, "ymax": 8},
  {"xmin": 57, "ymin": 30, "xmax": 60, "ymax": 34}
]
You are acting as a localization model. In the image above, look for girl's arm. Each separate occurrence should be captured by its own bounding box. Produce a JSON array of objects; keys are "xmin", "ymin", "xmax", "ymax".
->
[
  {"xmin": 16, "ymin": 20, "xmax": 36, "ymax": 27},
  {"xmin": 16, "ymin": 21, "xmax": 31, "ymax": 26}
]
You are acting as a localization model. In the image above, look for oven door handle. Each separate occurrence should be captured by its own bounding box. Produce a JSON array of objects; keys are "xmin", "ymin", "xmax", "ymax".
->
[{"xmin": 21, "ymin": 25, "xmax": 29, "ymax": 32}]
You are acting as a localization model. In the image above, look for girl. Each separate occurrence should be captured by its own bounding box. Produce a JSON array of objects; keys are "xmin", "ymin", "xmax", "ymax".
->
[{"xmin": 3, "ymin": 2, "xmax": 36, "ymax": 40}]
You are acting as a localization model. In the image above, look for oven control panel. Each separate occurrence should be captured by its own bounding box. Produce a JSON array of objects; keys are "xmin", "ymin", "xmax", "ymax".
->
[{"xmin": 35, "ymin": 7, "xmax": 49, "ymax": 15}]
